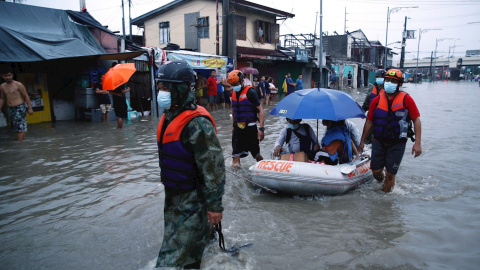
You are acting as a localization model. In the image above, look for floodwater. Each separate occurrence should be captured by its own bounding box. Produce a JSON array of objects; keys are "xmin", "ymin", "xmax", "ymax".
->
[{"xmin": 1, "ymin": 80, "xmax": 479, "ymax": 270}]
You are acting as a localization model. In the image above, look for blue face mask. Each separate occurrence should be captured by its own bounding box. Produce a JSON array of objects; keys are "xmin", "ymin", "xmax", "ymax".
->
[
  {"xmin": 384, "ymin": 82, "xmax": 398, "ymax": 94},
  {"xmin": 233, "ymin": 85, "xmax": 242, "ymax": 92},
  {"xmin": 157, "ymin": 91, "xmax": 171, "ymax": 109},
  {"xmin": 288, "ymin": 123, "xmax": 299, "ymax": 130},
  {"xmin": 376, "ymin": 78, "xmax": 384, "ymax": 85}
]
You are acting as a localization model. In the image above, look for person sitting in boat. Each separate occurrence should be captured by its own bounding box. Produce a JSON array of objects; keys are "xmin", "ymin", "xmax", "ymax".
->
[
  {"xmin": 273, "ymin": 118, "xmax": 320, "ymax": 160},
  {"xmin": 323, "ymin": 119, "xmax": 361, "ymax": 149},
  {"xmin": 315, "ymin": 120, "xmax": 359, "ymax": 165}
]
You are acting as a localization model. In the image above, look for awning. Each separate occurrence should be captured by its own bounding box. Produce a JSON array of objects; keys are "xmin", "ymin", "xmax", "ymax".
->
[
  {"xmin": 0, "ymin": 2, "xmax": 130, "ymax": 62},
  {"xmin": 237, "ymin": 46, "xmax": 292, "ymax": 61},
  {"xmin": 99, "ymin": 51, "xmax": 146, "ymax": 61}
]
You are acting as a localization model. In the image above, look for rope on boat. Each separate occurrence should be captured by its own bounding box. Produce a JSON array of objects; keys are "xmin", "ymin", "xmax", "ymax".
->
[{"xmin": 226, "ymin": 169, "xmax": 277, "ymax": 194}]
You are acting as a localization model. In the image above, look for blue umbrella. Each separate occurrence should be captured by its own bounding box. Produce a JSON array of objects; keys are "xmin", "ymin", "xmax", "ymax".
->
[{"xmin": 269, "ymin": 88, "xmax": 365, "ymax": 120}]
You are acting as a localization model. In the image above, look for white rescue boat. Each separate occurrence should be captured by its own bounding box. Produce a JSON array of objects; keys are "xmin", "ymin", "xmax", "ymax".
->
[{"xmin": 249, "ymin": 153, "xmax": 373, "ymax": 196}]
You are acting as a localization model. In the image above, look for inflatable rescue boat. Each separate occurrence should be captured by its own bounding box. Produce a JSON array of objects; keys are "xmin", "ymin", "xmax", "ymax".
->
[{"xmin": 249, "ymin": 153, "xmax": 373, "ymax": 196}]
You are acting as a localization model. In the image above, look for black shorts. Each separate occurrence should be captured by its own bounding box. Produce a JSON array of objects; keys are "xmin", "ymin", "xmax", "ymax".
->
[
  {"xmin": 113, "ymin": 98, "xmax": 128, "ymax": 118},
  {"xmin": 232, "ymin": 124, "xmax": 260, "ymax": 159},
  {"xmin": 370, "ymin": 139, "xmax": 406, "ymax": 175}
]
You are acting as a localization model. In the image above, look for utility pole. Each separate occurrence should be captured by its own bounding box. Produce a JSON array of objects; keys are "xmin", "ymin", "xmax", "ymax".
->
[
  {"xmin": 319, "ymin": 0, "xmax": 323, "ymax": 88},
  {"xmin": 121, "ymin": 0, "xmax": 126, "ymax": 40},
  {"xmin": 429, "ymin": 51, "xmax": 433, "ymax": 81},
  {"xmin": 129, "ymin": 0, "xmax": 132, "ymax": 41},
  {"xmin": 221, "ymin": 0, "xmax": 229, "ymax": 57},
  {"xmin": 79, "ymin": 0, "xmax": 86, "ymax": 11},
  {"xmin": 399, "ymin": 16, "xmax": 407, "ymax": 69},
  {"xmin": 414, "ymin": 28, "xmax": 440, "ymax": 81},
  {"xmin": 216, "ymin": 0, "xmax": 219, "ymax": 55},
  {"xmin": 344, "ymin": 7, "xmax": 347, "ymax": 34},
  {"xmin": 433, "ymin": 38, "xmax": 453, "ymax": 82},
  {"xmin": 121, "ymin": 0, "xmax": 126, "ymax": 52}
]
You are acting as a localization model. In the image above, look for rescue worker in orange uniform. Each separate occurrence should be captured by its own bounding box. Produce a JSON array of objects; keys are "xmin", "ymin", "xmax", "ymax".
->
[
  {"xmin": 155, "ymin": 60, "xmax": 225, "ymax": 268},
  {"xmin": 358, "ymin": 69, "xmax": 422, "ymax": 193},
  {"xmin": 361, "ymin": 69, "xmax": 386, "ymax": 144},
  {"xmin": 362, "ymin": 69, "xmax": 386, "ymax": 111},
  {"xmin": 228, "ymin": 70, "xmax": 265, "ymax": 168}
]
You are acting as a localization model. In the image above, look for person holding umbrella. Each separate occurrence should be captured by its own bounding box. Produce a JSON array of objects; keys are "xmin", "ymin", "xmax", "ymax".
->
[
  {"xmin": 111, "ymin": 85, "xmax": 130, "ymax": 128},
  {"xmin": 155, "ymin": 60, "xmax": 225, "ymax": 268},
  {"xmin": 358, "ymin": 69, "xmax": 422, "ymax": 193},
  {"xmin": 102, "ymin": 62, "xmax": 136, "ymax": 128}
]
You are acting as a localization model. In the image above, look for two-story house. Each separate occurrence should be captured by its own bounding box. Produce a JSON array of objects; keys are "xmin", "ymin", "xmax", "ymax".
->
[{"xmin": 131, "ymin": 0, "xmax": 296, "ymax": 84}]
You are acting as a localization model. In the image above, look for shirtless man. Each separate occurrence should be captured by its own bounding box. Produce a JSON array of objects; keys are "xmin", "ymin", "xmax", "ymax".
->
[{"xmin": 0, "ymin": 68, "xmax": 34, "ymax": 142}]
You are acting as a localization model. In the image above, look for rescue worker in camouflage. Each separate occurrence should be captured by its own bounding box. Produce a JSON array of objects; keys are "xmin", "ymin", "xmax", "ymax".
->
[{"xmin": 155, "ymin": 60, "xmax": 225, "ymax": 269}]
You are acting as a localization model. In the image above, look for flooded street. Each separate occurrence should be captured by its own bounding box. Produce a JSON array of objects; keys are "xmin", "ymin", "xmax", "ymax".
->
[{"xmin": 1, "ymin": 81, "xmax": 480, "ymax": 270}]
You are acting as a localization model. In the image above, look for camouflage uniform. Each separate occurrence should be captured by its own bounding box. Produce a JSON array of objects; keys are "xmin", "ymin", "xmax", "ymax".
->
[{"xmin": 156, "ymin": 85, "xmax": 225, "ymax": 268}]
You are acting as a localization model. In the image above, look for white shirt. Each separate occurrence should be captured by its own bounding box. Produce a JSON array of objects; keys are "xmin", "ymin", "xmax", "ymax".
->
[
  {"xmin": 269, "ymin": 83, "xmax": 277, "ymax": 93},
  {"xmin": 275, "ymin": 124, "xmax": 318, "ymax": 153}
]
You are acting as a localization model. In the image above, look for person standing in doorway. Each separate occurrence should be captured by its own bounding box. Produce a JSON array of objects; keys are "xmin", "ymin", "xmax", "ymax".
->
[
  {"xmin": 206, "ymin": 70, "xmax": 217, "ymax": 112},
  {"xmin": 358, "ymin": 69, "xmax": 422, "ymax": 193},
  {"xmin": 155, "ymin": 60, "xmax": 225, "ymax": 269},
  {"xmin": 347, "ymin": 71, "xmax": 353, "ymax": 88},
  {"xmin": 295, "ymin": 74, "xmax": 304, "ymax": 90},
  {"xmin": 0, "ymin": 67, "xmax": 33, "ymax": 142},
  {"xmin": 228, "ymin": 70, "xmax": 265, "ymax": 168}
]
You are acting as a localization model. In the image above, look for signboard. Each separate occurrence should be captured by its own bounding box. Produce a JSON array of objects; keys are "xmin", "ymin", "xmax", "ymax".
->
[
  {"xmin": 167, "ymin": 52, "xmax": 229, "ymax": 69},
  {"xmin": 406, "ymin": 30, "xmax": 416, "ymax": 39},
  {"xmin": 295, "ymin": 48, "xmax": 309, "ymax": 62}
]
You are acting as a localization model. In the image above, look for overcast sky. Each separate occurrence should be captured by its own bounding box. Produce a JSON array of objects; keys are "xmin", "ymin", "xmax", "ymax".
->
[{"xmin": 21, "ymin": 0, "xmax": 480, "ymax": 61}]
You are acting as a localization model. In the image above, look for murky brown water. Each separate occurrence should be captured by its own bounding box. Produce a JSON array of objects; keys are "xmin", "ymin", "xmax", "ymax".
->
[{"xmin": 1, "ymin": 80, "xmax": 479, "ymax": 269}]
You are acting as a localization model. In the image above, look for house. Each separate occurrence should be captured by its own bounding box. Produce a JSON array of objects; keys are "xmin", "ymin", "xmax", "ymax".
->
[
  {"xmin": 322, "ymin": 30, "xmax": 397, "ymax": 88},
  {"xmin": 0, "ymin": 2, "xmax": 145, "ymax": 124},
  {"xmin": 131, "ymin": 0, "xmax": 298, "ymax": 85}
]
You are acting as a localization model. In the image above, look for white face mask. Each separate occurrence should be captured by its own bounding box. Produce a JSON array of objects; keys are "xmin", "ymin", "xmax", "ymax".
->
[
  {"xmin": 233, "ymin": 85, "xmax": 242, "ymax": 92},
  {"xmin": 157, "ymin": 91, "xmax": 171, "ymax": 109},
  {"xmin": 384, "ymin": 82, "xmax": 398, "ymax": 94},
  {"xmin": 376, "ymin": 78, "xmax": 384, "ymax": 85}
]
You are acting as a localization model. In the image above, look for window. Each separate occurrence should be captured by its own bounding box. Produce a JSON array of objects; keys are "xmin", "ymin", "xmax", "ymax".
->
[
  {"xmin": 237, "ymin": 16, "xmax": 246, "ymax": 40},
  {"xmin": 159, "ymin": 21, "xmax": 170, "ymax": 44},
  {"xmin": 197, "ymin": 17, "xmax": 209, "ymax": 38},
  {"xmin": 256, "ymin": 20, "xmax": 279, "ymax": 44}
]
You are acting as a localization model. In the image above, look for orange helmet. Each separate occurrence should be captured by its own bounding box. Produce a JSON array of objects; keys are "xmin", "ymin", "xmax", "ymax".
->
[
  {"xmin": 227, "ymin": 70, "xmax": 244, "ymax": 85},
  {"xmin": 385, "ymin": 69, "xmax": 404, "ymax": 83}
]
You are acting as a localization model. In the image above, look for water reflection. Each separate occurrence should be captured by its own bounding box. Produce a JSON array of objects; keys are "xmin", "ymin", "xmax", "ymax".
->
[{"xmin": 1, "ymin": 81, "xmax": 480, "ymax": 269}]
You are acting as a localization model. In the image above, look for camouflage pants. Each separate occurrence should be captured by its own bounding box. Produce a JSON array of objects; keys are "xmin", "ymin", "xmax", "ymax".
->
[
  {"xmin": 8, "ymin": 103, "xmax": 27, "ymax": 132},
  {"xmin": 156, "ymin": 188, "xmax": 211, "ymax": 268}
]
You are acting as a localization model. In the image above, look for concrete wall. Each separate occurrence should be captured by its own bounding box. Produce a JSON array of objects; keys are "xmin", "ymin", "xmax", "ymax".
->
[
  {"xmin": 234, "ymin": 10, "xmax": 276, "ymax": 51},
  {"xmin": 142, "ymin": 0, "xmax": 278, "ymax": 54},
  {"xmin": 144, "ymin": 0, "xmax": 220, "ymax": 55}
]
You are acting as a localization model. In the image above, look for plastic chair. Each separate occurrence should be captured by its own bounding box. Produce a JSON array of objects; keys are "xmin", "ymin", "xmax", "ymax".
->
[{"xmin": 126, "ymin": 99, "xmax": 138, "ymax": 120}]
